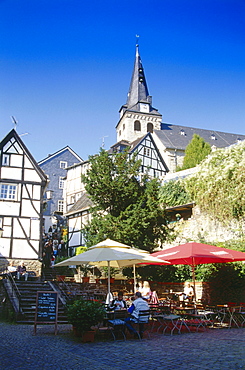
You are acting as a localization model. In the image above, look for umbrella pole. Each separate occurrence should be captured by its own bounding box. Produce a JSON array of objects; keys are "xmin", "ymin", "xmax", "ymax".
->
[
  {"xmin": 133, "ymin": 264, "xmax": 136, "ymax": 293},
  {"xmin": 107, "ymin": 261, "xmax": 110, "ymax": 296},
  {"xmin": 191, "ymin": 265, "xmax": 197, "ymax": 311}
]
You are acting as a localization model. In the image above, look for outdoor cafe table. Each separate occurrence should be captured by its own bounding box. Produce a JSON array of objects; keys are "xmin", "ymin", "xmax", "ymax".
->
[
  {"xmin": 174, "ymin": 308, "xmax": 210, "ymax": 332},
  {"xmin": 151, "ymin": 312, "xmax": 188, "ymax": 335},
  {"xmin": 216, "ymin": 304, "xmax": 242, "ymax": 328}
]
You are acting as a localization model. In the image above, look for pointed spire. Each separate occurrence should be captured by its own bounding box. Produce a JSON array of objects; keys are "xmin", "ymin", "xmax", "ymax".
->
[{"xmin": 126, "ymin": 44, "xmax": 150, "ymax": 110}]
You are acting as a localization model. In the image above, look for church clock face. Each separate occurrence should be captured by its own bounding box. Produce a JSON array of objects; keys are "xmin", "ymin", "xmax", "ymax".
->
[{"xmin": 140, "ymin": 103, "xmax": 149, "ymax": 112}]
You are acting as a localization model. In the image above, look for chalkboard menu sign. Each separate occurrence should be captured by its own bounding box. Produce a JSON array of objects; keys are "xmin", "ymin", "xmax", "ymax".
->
[{"xmin": 34, "ymin": 291, "xmax": 58, "ymax": 335}]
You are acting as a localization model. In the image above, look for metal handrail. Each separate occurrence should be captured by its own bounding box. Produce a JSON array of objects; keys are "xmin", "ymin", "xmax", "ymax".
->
[
  {"xmin": 7, "ymin": 273, "xmax": 21, "ymax": 298},
  {"xmin": 4, "ymin": 273, "xmax": 21, "ymax": 313}
]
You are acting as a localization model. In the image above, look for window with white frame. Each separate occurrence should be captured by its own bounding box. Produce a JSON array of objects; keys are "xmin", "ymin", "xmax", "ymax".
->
[
  {"xmin": 58, "ymin": 200, "xmax": 64, "ymax": 213},
  {"xmin": 2, "ymin": 154, "xmax": 10, "ymax": 166},
  {"xmin": 60, "ymin": 161, "xmax": 67, "ymax": 169},
  {"xmin": 59, "ymin": 177, "xmax": 65, "ymax": 189},
  {"xmin": 0, "ymin": 184, "xmax": 17, "ymax": 200}
]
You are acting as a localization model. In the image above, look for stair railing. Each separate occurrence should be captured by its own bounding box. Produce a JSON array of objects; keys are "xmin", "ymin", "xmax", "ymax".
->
[{"xmin": 4, "ymin": 273, "xmax": 21, "ymax": 313}]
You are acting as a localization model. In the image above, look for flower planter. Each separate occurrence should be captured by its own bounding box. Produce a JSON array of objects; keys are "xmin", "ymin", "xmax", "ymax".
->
[
  {"xmin": 101, "ymin": 277, "xmax": 115, "ymax": 284},
  {"xmin": 81, "ymin": 330, "xmax": 96, "ymax": 343},
  {"xmin": 73, "ymin": 326, "xmax": 95, "ymax": 342},
  {"xmin": 82, "ymin": 276, "xmax": 90, "ymax": 283},
  {"xmin": 57, "ymin": 275, "xmax": 66, "ymax": 281}
]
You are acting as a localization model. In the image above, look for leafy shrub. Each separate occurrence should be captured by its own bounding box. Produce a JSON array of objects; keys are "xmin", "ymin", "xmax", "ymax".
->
[{"xmin": 66, "ymin": 299, "xmax": 105, "ymax": 331}]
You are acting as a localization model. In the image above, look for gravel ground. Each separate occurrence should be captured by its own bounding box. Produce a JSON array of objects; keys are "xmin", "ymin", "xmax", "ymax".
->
[{"xmin": 0, "ymin": 322, "xmax": 245, "ymax": 370}]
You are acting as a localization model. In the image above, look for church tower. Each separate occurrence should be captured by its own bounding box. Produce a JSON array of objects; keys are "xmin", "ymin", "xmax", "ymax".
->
[{"xmin": 116, "ymin": 44, "xmax": 162, "ymax": 143}]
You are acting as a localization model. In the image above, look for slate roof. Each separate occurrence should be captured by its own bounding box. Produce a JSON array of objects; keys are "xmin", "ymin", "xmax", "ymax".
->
[
  {"xmin": 154, "ymin": 123, "xmax": 245, "ymax": 151},
  {"xmin": 38, "ymin": 146, "xmax": 83, "ymax": 165},
  {"xmin": 65, "ymin": 192, "xmax": 93, "ymax": 216}
]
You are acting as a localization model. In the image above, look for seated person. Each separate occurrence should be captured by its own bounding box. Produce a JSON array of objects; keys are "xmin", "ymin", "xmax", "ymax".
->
[
  {"xmin": 125, "ymin": 292, "xmax": 149, "ymax": 338},
  {"xmin": 110, "ymin": 292, "xmax": 127, "ymax": 310},
  {"xmin": 141, "ymin": 281, "xmax": 151, "ymax": 300},
  {"xmin": 7, "ymin": 261, "xmax": 17, "ymax": 278},
  {"xmin": 136, "ymin": 281, "xmax": 143, "ymax": 294},
  {"xmin": 17, "ymin": 261, "xmax": 28, "ymax": 281},
  {"xmin": 179, "ymin": 283, "xmax": 194, "ymax": 305},
  {"xmin": 184, "ymin": 283, "xmax": 194, "ymax": 301}
]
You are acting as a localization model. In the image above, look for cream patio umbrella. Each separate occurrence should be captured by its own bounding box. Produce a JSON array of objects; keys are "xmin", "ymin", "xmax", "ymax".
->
[{"xmin": 55, "ymin": 238, "xmax": 169, "ymax": 295}]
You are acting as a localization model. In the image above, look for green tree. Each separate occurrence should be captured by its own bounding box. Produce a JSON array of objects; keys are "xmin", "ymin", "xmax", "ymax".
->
[
  {"xmin": 82, "ymin": 149, "xmax": 171, "ymax": 252},
  {"xmin": 178, "ymin": 134, "xmax": 211, "ymax": 171},
  {"xmin": 159, "ymin": 180, "xmax": 192, "ymax": 207}
]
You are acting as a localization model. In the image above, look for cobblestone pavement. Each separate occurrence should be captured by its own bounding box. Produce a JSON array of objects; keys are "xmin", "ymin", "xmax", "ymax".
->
[{"xmin": 0, "ymin": 322, "xmax": 245, "ymax": 370}]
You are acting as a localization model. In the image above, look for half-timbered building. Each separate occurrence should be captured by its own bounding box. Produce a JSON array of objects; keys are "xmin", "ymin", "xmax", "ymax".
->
[{"xmin": 0, "ymin": 129, "xmax": 47, "ymax": 264}]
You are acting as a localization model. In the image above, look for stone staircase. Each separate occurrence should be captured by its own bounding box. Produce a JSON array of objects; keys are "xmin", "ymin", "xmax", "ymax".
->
[{"xmin": 15, "ymin": 280, "xmax": 68, "ymax": 324}]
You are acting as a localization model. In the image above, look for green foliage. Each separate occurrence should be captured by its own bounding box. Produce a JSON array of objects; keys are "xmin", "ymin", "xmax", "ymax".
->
[
  {"xmin": 185, "ymin": 140, "xmax": 245, "ymax": 221},
  {"xmin": 76, "ymin": 246, "xmax": 88, "ymax": 255},
  {"xmin": 66, "ymin": 299, "xmax": 105, "ymax": 331},
  {"xmin": 102, "ymin": 266, "xmax": 119, "ymax": 277},
  {"xmin": 122, "ymin": 264, "xmax": 191, "ymax": 282},
  {"xmin": 178, "ymin": 134, "xmax": 211, "ymax": 171},
  {"xmin": 159, "ymin": 180, "xmax": 192, "ymax": 207},
  {"xmin": 80, "ymin": 264, "xmax": 93, "ymax": 277},
  {"xmin": 201, "ymin": 263, "xmax": 245, "ymax": 304},
  {"xmin": 81, "ymin": 149, "xmax": 142, "ymax": 217},
  {"xmin": 82, "ymin": 149, "xmax": 171, "ymax": 252},
  {"xmin": 137, "ymin": 265, "xmax": 191, "ymax": 282}
]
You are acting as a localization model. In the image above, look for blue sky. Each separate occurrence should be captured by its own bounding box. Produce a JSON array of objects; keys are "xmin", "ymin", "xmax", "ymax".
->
[{"xmin": 1, "ymin": 0, "xmax": 244, "ymax": 161}]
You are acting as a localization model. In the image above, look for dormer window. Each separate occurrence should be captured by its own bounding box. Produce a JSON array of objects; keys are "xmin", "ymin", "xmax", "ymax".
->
[
  {"xmin": 180, "ymin": 129, "xmax": 185, "ymax": 136},
  {"xmin": 237, "ymin": 138, "xmax": 241, "ymax": 143},
  {"xmin": 211, "ymin": 134, "xmax": 216, "ymax": 140}
]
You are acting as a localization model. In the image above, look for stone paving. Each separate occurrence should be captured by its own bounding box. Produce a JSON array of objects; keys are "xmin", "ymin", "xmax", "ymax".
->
[{"xmin": 0, "ymin": 322, "xmax": 245, "ymax": 370}]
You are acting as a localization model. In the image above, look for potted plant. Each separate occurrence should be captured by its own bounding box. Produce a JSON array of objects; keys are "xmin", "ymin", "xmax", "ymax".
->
[
  {"xmin": 101, "ymin": 266, "xmax": 118, "ymax": 284},
  {"xmin": 66, "ymin": 299, "xmax": 105, "ymax": 342},
  {"xmin": 80, "ymin": 264, "xmax": 93, "ymax": 283}
]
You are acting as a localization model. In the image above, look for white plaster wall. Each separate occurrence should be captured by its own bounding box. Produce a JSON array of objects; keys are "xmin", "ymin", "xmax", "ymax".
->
[
  {"xmin": 0, "ymin": 238, "xmax": 10, "ymax": 257},
  {"xmin": 21, "ymin": 199, "xmax": 40, "ymax": 217},
  {"xmin": 24, "ymin": 156, "xmax": 34, "ymax": 168},
  {"xmin": 13, "ymin": 218, "xmax": 30, "ymax": 238},
  {"xmin": 1, "ymin": 167, "xmax": 22, "ymax": 180},
  {"xmin": 30, "ymin": 219, "xmax": 40, "ymax": 239},
  {"xmin": 12, "ymin": 239, "xmax": 38, "ymax": 259},
  {"xmin": 11, "ymin": 154, "xmax": 23, "ymax": 167},
  {"xmin": 24, "ymin": 168, "xmax": 41, "ymax": 182},
  {"xmin": 0, "ymin": 202, "xmax": 20, "ymax": 216}
]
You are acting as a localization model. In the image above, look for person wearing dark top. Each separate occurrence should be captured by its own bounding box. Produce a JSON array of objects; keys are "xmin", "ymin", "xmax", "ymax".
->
[
  {"xmin": 17, "ymin": 261, "xmax": 28, "ymax": 281},
  {"xmin": 110, "ymin": 292, "xmax": 127, "ymax": 310}
]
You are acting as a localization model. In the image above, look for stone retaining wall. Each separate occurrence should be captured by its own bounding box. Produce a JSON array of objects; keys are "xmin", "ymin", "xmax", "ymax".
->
[
  {"xmin": 164, "ymin": 205, "xmax": 245, "ymax": 248},
  {"xmin": 0, "ymin": 259, "xmax": 42, "ymax": 277}
]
